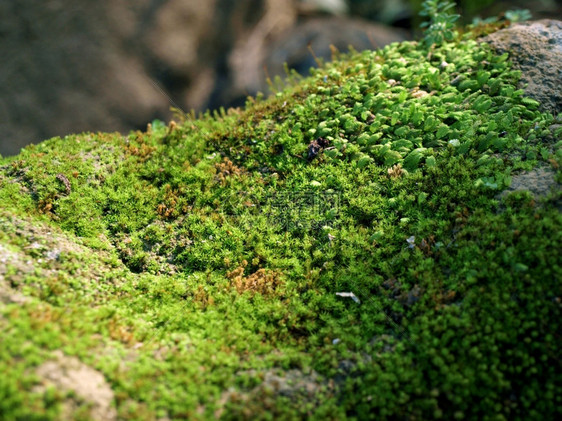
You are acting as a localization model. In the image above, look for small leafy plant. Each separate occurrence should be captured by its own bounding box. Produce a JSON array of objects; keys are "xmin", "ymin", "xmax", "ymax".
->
[
  {"xmin": 505, "ymin": 8, "xmax": 532, "ymax": 23},
  {"xmin": 420, "ymin": 0, "xmax": 460, "ymax": 47}
]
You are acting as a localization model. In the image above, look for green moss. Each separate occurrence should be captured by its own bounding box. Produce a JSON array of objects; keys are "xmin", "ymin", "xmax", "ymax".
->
[{"xmin": 0, "ymin": 19, "xmax": 560, "ymax": 420}]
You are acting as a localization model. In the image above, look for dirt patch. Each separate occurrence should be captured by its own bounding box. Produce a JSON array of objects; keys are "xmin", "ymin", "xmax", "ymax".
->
[{"xmin": 35, "ymin": 351, "xmax": 116, "ymax": 421}]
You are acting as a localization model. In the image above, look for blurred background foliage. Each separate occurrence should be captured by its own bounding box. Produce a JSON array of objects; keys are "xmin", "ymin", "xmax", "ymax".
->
[{"xmin": 0, "ymin": 0, "xmax": 560, "ymax": 156}]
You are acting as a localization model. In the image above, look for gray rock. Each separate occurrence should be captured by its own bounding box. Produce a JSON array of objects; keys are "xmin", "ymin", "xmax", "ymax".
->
[
  {"xmin": 481, "ymin": 19, "xmax": 562, "ymax": 116},
  {"xmin": 228, "ymin": 16, "xmax": 409, "ymax": 107},
  {"xmin": 498, "ymin": 166, "xmax": 561, "ymax": 209},
  {"xmin": 506, "ymin": 166, "xmax": 559, "ymax": 199},
  {"xmin": 0, "ymin": 0, "xmax": 170, "ymax": 156},
  {"xmin": 298, "ymin": 0, "xmax": 349, "ymax": 15}
]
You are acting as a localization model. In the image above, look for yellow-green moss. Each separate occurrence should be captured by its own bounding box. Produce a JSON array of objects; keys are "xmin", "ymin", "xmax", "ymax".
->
[{"xmin": 0, "ymin": 20, "xmax": 561, "ymax": 420}]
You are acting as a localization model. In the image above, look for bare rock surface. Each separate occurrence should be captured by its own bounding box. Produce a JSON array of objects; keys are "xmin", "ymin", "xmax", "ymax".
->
[
  {"xmin": 498, "ymin": 166, "xmax": 561, "ymax": 211},
  {"xmin": 482, "ymin": 19, "xmax": 562, "ymax": 115},
  {"xmin": 505, "ymin": 167, "xmax": 559, "ymax": 199}
]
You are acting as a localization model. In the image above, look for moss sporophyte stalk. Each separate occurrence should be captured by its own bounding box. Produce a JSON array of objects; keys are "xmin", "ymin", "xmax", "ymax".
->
[{"xmin": 0, "ymin": 2, "xmax": 560, "ymax": 420}]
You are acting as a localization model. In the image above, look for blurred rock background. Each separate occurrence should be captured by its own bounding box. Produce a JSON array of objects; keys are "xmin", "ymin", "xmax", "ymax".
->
[{"xmin": 1, "ymin": 0, "xmax": 561, "ymax": 156}]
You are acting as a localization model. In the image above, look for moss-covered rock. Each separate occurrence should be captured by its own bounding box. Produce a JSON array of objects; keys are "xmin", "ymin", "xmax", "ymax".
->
[{"xmin": 1, "ymin": 19, "xmax": 561, "ymax": 420}]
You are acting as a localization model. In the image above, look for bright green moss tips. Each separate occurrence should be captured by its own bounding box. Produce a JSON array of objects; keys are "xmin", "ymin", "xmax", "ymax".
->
[
  {"xmin": 256, "ymin": 34, "xmax": 548, "ymax": 173},
  {"xmin": 0, "ymin": 7, "xmax": 561, "ymax": 421}
]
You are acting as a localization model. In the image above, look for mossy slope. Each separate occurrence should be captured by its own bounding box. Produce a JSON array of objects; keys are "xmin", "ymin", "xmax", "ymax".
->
[{"xmin": 0, "ymin": 29, "xmax": 561, "ymax": 420}]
